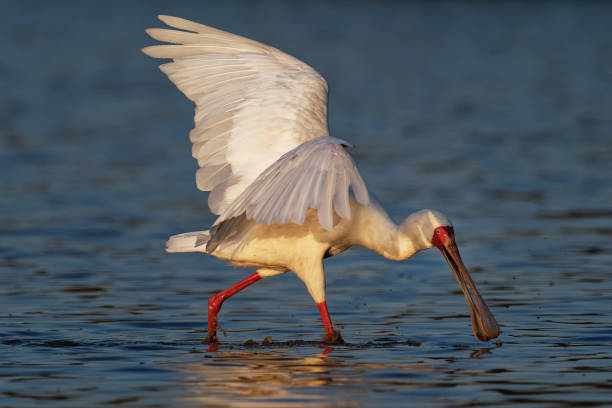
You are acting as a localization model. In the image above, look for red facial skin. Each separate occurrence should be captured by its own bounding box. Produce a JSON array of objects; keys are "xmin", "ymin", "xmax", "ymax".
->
[{"xmin": 431, "ymin": 225, "xmax": 455, "ymax": 251}]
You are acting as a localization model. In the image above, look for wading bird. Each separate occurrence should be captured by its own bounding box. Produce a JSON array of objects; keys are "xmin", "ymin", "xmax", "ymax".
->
[{"xmin": 143, "ymin": 15, "xmax": 500, "ymax": 344}]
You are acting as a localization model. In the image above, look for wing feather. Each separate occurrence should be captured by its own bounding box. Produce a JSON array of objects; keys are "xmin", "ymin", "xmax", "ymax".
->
[
  {"xmin": 333, "ymin": 169, "xmax": 350, "ymax": 219},
  {"xmin": 318, "ymin": 169, "xmax": 335, "ymax": 230},
  {"xmin": 213, "ymin": 137, "xmax": 370, "ymax": 232},
  {"xmin": 143, "ymin": 16, "xmax": 330, "ymax": 215}
]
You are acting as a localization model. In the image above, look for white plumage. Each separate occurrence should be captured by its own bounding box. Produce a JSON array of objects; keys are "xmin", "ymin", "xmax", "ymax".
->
[
  {"xmin": 143, "ymin": 15, "xmax": 332, "ymax": 215},
  {"xmin": 214, "ymin": 137, "xmax": 369, "ymax": 231},
  {"xmin": 143, "ymin": 15, "xmax": 500, "ymax": 344}
]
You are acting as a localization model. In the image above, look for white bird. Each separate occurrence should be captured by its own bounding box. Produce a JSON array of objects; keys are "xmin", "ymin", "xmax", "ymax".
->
[{"xmin": 142, "ymin": 15, "xmax": 500, "ymax": 344}]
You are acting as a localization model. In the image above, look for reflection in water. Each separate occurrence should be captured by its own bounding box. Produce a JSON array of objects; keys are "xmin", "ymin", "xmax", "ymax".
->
[
  {"xmin": 183, "ymin": 349, "xmax": 340, "ymax": 406},
  {"xmin": 180, "ymin": 346, "xmax": 443, "ymax": 407},
  {"xmin": 173, "ymin": 333, "xmax": 612, "ymax": 407}
]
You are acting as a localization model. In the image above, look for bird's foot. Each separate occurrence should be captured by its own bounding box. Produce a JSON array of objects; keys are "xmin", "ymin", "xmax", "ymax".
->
[
  {"xmin": 205, "ymin": 333, "xmax": 218, "ymax": 344},
  {"xmin": 323, "ymin": 330, "xmax": 344, "ymax": 345}
]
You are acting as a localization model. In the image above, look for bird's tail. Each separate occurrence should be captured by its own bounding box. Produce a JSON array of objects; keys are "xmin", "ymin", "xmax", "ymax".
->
[{"xmin": 166, "ymin": 230, "xmax": 210, "ymax": 253}]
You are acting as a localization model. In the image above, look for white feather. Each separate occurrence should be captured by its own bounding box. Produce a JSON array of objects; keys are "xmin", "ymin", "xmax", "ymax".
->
[
  {"xmin": 213, "ymin": 137, "xmax": 370, "ymax": 231},
  {"xmin": 143, "ymin": 15, "xmax": 329, "ymax": 215}
]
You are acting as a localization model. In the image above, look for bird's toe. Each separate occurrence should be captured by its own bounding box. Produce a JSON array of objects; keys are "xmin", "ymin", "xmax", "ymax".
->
[{"xmin": 323, "ymin": 330, "xmax": 344, "ymax": 345}]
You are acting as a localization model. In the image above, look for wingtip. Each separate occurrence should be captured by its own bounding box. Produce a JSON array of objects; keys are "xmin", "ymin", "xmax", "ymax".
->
[
  {"xmin": 158, "ymin": 14, "xmax": 182, "ymax": 28},
  {"xmin": 141, "ymin": 45, "xmax": 155, "ymax": 57},
  {"xmin": 157, "ymin": 14, "xmax": 202, "ymax": 33},
  {"xmin": 143, "ymin": 28, "xmax": 158, "ymax": 43}
]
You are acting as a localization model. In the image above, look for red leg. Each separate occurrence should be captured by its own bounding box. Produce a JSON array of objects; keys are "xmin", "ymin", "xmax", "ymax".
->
[
  {"xmin": 317, "ymin": 301, "xmax": 343, "ymax": 344},
  {"xmin": 207, "ymin": 271, "xmax": 262, "ymax": 343}
]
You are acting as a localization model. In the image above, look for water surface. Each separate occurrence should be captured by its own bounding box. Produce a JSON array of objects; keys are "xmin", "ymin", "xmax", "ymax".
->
[{"xmin": 2, "ymin": 1, "xmax": 612, "ymax": 406}]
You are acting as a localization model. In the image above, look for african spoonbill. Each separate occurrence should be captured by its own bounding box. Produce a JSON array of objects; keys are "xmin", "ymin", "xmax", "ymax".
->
[{"xmin": 142, "ymin": 15, "xmax": 500, "ymax": 344}]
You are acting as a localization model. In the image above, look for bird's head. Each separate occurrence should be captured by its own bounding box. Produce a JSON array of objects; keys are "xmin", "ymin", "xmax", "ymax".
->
[{"xmin": 406, "ymin": 210, "xmax": 500, "ymax": 341}]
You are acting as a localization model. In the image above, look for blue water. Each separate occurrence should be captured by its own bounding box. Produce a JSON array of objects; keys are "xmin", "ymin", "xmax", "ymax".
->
[{"xmin": 2, "ymin": 1, "xmax": 612, "ymax": 406}]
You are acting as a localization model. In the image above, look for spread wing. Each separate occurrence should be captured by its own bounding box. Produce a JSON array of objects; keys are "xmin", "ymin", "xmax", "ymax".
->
[
  {"xmin": 142, "ymin": 15, "xmax": 330, "ymax": 214},
  {"xmin": 212, "ymin": 137, "xmax": 370, "ymax": 233}
]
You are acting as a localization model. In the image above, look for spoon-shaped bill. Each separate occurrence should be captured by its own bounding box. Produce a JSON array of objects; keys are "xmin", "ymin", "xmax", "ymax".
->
[{"xmin": 441, "ymin": 244, "xmax": 500, "ymax": 341}]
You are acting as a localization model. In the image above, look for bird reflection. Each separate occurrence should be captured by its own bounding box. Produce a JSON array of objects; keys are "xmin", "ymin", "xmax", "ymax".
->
[
  {"xmin": 177, "ymin": 340, "xmax": 501, "ymax": 406},
  {"xmin": 179, "ymin": 348, "xmax": 347, "ymax": 406}
]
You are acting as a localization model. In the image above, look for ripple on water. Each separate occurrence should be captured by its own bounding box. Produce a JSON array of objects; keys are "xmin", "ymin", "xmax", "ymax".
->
[{"xmin": 2, "ymin": 1, "xmax": 612, "ymax": 407}]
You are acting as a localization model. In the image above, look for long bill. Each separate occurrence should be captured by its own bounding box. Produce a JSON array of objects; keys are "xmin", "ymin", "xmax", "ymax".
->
[{"xmin": 440, "ymin": 240, "xmax": 500, "ymax": 341}]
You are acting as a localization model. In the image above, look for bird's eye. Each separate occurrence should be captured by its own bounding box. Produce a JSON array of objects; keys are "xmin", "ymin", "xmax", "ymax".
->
[{"xmin": 435, "ymin": 229, "xmax": 440, "ymax": 235}]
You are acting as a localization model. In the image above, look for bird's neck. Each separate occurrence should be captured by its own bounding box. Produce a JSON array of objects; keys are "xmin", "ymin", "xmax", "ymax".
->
[{"xmin": 352, "ymin": 202, "xmax": 433, "ymax": 261}]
